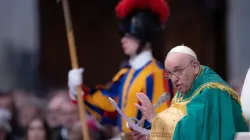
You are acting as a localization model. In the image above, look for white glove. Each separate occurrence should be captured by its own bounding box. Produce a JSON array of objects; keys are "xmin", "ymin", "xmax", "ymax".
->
[
  {"xmin": 68, "ymin": 68, "xmax": 84, "ymax": 88},
  {"xmin": 68, "ymin": 68, "xmax": 84, "ymax": 100}
]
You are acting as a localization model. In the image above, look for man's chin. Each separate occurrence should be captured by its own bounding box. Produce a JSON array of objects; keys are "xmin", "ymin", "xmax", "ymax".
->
[
  {"xmin": 177, "ymin": 88, "xmax": 187, "ymax": 94},
  {"xmin": 176, "ymin": 86, "xmax": 183, "ymax": 92}
]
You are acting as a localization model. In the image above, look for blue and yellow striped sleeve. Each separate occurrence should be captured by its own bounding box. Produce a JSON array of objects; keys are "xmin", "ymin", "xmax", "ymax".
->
[
  {"xmin": 85, "ymin": 68, "xmax": 128, "ymax": 110},
  {"xmin": 70, "ymin": 68, "xmax": 128, "ymax": 125}
]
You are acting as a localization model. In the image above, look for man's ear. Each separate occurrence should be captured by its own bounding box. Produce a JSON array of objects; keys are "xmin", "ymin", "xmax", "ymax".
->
[{"xmin": 193, "ymin": 61, "xmax": 200, "ymax": 75}]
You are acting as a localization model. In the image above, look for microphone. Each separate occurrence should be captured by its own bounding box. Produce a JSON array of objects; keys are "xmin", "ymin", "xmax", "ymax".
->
[
  {"xmin": 153, "ymin": 92, "xmax": 171, "ymax": 109},
  {"xmin": 136, "ymin": 92, "xmax": 171, "ymax": 125}
]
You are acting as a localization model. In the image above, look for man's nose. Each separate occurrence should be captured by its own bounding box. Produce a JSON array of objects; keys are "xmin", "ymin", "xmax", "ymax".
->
[{"xmin": 171, "ymin": 75, "xmax": 179, "ymax": 84}]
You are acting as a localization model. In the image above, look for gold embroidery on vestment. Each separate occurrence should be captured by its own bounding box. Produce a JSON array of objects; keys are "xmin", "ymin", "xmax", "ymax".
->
[{"xmin": 150, "ymin": 81, "xmax": 244, "ymax": 140}]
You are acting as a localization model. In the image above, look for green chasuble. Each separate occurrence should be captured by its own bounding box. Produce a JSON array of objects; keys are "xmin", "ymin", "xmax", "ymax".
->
[{"xmin": 150, "ymin": 65, "xmax": 248, "ymax": 140}]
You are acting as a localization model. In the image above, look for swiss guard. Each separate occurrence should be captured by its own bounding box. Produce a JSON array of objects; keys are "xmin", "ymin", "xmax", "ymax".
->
[{"xmin": 67, "ymin": 0, "xmax": 173, "ymax": 137}]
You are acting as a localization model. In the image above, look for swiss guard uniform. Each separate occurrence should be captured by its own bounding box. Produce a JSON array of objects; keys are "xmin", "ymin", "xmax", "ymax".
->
[{"xmin": 68, "ymin": 0, "xmax": 173, "ymax": 134}]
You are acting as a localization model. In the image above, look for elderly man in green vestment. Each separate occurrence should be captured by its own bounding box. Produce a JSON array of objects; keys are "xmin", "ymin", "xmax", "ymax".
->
[{"xmin": 131, "ymin": 45, "xmax": 248, "ymax": 140}]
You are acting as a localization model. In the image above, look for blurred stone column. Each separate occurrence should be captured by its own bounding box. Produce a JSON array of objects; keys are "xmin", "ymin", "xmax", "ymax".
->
[
  {"xmin": 227, "ymin": 0, "xmax": 250, "ymax": 82},
  {"xmin": 0, "ymin": 0, "xmax": 39, "ymax": 92}
]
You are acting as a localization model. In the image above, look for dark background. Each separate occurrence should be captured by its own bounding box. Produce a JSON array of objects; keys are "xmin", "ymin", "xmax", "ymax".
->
[{"xmin": 38, "ymin": 0, "xmax": 227, "ymax": 91}]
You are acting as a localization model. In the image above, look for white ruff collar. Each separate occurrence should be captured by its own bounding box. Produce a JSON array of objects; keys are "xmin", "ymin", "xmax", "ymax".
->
[{"xmin": 129, "ymin": 50, "xmax": 153, "ymax": 70}]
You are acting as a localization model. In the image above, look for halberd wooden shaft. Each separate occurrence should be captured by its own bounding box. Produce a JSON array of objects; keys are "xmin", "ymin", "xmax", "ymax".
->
[{"xmin": 59, "ymin": 0, "xmax": 90, "ymax": 140}]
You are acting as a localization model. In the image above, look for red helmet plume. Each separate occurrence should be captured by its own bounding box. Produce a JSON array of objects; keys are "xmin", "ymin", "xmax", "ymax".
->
[{"xmin": 115, "ymin": 0, "xmax": 170, "ymax": 24}]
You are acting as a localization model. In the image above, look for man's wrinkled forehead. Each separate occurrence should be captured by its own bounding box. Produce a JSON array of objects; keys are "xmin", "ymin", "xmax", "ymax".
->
[{"xmin": 165, "ymin": 53, "xmax": 191, "ymax": 69}]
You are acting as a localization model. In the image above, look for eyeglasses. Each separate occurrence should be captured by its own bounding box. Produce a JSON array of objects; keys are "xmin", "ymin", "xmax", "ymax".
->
[{"xmin": 165, "ymin": 61, "xmax": 193, "ymax": 79}]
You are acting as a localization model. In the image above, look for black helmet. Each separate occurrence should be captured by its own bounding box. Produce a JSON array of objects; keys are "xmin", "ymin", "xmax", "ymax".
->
[
  {"xmin": 115, "ymin": 0, "xmax": 170, "ymax": 42},
  {"xmin": 118, "ymin": 10, "xmax": 163, "ymax": 42}
]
